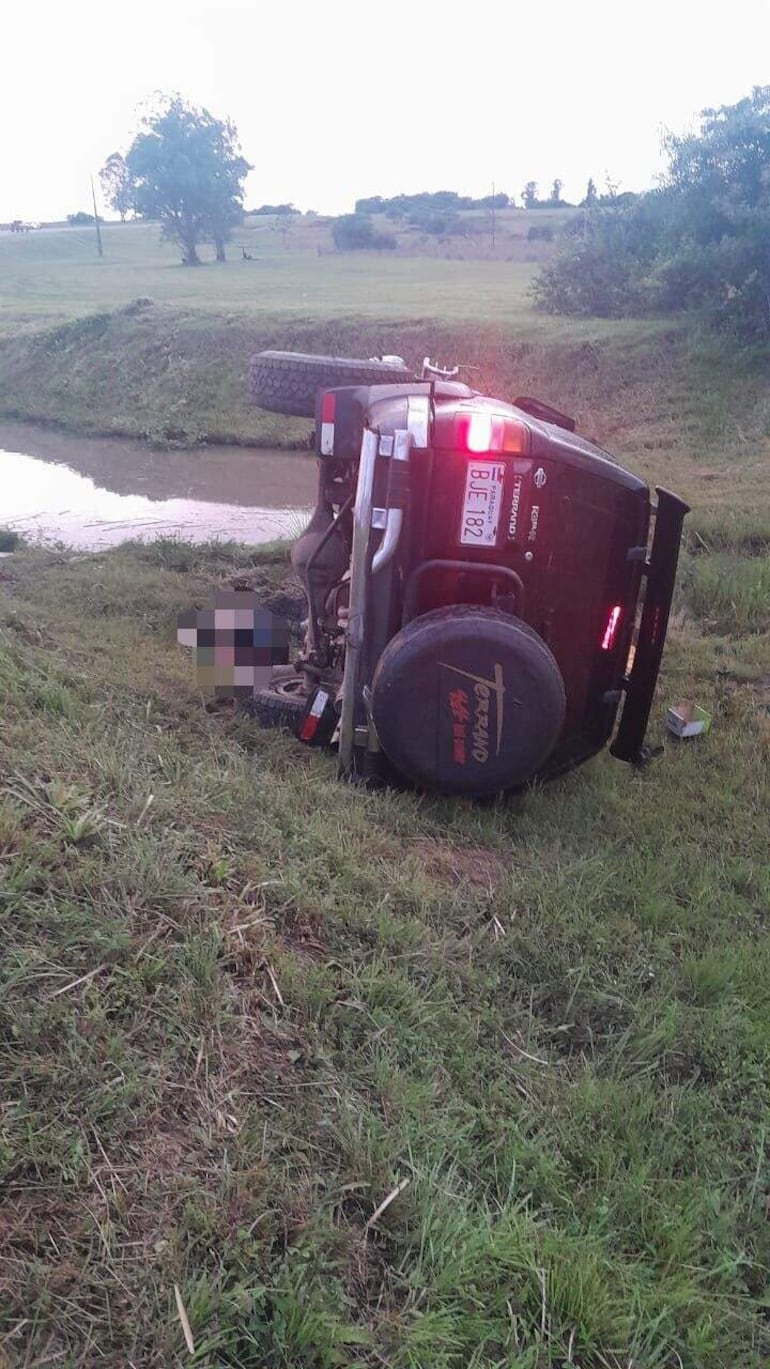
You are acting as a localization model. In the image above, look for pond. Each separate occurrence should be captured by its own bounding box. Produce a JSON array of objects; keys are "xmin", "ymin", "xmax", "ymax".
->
[{"xmin": 0, "ymin": 421, "xmax": 316, "ymax": 550}]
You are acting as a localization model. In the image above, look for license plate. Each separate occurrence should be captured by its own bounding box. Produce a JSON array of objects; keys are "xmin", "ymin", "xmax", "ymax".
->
[{"xmin": 459, "ymin": 460, "xmax": 505, "ymax": 546}]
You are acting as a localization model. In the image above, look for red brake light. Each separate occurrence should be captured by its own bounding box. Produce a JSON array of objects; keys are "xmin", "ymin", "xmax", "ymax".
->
[
  {"xmin": 455, "ymin": 410, "xmax": 529, "ymax": 455},
  {"xmin": 601, "ymin": 605, "xmax": 623, "ymax": 651},
  {"xmin": 467, "ymin": 411, "xmax": 499, "ymax": 452}
]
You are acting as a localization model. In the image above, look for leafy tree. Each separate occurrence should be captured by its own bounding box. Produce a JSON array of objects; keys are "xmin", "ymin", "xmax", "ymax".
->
[
  {"xmin": 522, "ymin": 181, "xmax": 539, "ymax": 209},
  {"xmin": 67, "ymin": 211, "xmax": 101, "ymax": 226},
  {"xmin": 533, "ymin": 85, "xmax": 770, "ymax": 339},
  {"xmin": 551, "ymin": 178, "xmax": 563, "ymax": 204},
  {"xmin": 99, "ymin": 153, "xmax": 134, "ymax": 221},
  {"xmin": 125, "ymin": 97, "xmax": 251, "ymax": 264}
]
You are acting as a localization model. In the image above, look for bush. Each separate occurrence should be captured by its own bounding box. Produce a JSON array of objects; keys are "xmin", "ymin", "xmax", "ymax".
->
[
  {"xmin": 252, "ymin": 202, "xmax": 295, "ymax": 216},
  {"xmin": 533, "ymin": 86, "xmax": 770, "ymax": 340},
  {"xmin": 527, "ymin": 224, "xmax": 554, "ymax": 242},
  {"xmin": 331, "ymin": 214, "xmax": 397, "ymax": 251},
  {"xmin": 532, "ymin": 196, "xmax": 668, "ymax": 317},
  {"xmin": 66, "ymin": 211, "xmax": 100, "ymax": 226},
  {"xmin": 532, "ymin": 205, "xmax": 660, "ymax": 316},
  {"xmin": 409, "ymin": 210, "xmax": 462, "ymax": 237}
]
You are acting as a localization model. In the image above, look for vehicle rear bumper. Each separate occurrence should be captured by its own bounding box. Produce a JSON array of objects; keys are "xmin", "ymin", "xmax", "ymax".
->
[{"xmin": 611, "ymin": 487, "xmax": 690, "ymax": 765}]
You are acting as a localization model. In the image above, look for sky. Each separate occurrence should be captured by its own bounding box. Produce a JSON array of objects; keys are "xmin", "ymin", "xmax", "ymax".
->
[{"xmin": 2, "ymin": 0, "xmax": 769, "ymax": 222}]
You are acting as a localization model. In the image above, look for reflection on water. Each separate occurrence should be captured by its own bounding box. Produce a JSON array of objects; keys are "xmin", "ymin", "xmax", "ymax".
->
[{"xmin": 0, "ymin": 423, "xmax": 317, "ymax": 551}]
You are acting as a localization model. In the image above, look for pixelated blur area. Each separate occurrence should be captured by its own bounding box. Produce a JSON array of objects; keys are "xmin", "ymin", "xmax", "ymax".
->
[{"xmin": 177, "ymin": 592, "xmax": 291, "ymax": 698}]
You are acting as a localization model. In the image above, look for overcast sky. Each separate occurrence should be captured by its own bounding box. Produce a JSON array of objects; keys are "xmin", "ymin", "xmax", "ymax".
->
[{"xmin": 2, "ymin": 0, "xmax": 768, "ymax": 222}]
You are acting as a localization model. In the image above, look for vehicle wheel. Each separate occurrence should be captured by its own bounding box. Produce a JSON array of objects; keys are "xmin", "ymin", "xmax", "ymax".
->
[
  {"xmin": 248, "ymin": 674, "xmax": 308, "ymax": 733},
  {"xmin": 249, "ymin": 350, "xmax": 413, "ymax": 418}
]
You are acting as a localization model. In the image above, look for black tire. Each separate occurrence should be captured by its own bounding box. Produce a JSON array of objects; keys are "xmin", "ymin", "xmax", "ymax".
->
[
  {"xmin": 249, "ymin": 675, "xmax": 307, "ymax": 734},
  {"xmin": 371, "ymin": 606, "xmax": 566, "ymax": 797},
  {"xmin": 249, "ymin": 350, "xmax": 413, "ymax": 418}
]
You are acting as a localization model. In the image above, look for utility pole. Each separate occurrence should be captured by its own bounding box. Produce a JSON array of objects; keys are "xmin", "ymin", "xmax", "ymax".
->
[{"xmin": 90, "ymin": 177, "xmax": 103, "ymax": 258}]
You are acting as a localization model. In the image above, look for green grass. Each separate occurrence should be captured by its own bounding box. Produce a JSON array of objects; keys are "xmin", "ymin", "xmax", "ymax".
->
[
  {"xmin": 0, "ymin": 216, "xmax": 670, "ymax": 341},
  {"xmin": 1, "ymin": 531, "xmax": 769, "ymax": 1367},
  {"xmin": 0, "ymin": 220, "xmax": 551, "ymax": 327}
]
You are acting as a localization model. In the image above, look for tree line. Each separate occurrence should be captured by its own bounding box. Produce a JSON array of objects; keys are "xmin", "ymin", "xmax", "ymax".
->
[
  {"xmin": 354, "ymin": 182, "xmax": 624, "ymax": 216},
  {"xmin": 97, "ymin": 85, "xmax": 769, "ymax": 340}
]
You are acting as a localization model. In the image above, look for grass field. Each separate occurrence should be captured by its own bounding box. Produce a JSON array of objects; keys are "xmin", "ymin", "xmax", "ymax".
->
[
  {"xmin": 0, "ymin": 217, "xmax": 669, "ymax": 451},
  {"xmin": 1, "ymin": 212, "xmax": 770, "ymax": 1366},
  {"xmin": 0, "ymin": 219, "xmax": 562, "ymax": 327}
]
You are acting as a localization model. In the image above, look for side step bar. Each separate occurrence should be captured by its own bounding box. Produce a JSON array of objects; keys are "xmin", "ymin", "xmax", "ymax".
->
[{"xmin": 611, "ymin": 487, "xmax": 690, "ymax": 765}]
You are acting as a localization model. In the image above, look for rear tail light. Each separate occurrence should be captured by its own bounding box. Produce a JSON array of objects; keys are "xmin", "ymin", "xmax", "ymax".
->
[{"xmin": 457, "ymin": 411, "xmax": 529, "ymax": 455}]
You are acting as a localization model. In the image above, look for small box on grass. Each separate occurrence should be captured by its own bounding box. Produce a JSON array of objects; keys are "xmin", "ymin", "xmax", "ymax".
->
[{"xmin": 665, "ymin": 702, "xmax": 712, "ymax": 739}]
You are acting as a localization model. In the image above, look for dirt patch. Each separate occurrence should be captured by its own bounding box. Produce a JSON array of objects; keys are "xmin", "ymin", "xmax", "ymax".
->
[
  {"xmin": 279, "ymin": 908, "xmax": 329, "ymax": 960},
  {"xmin": 413, "ymin": 839, "xmax": 507, "ymax": 889}
]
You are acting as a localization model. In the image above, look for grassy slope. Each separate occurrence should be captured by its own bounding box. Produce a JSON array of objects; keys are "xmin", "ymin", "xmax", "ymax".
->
[
  {"xmin": 1, "ymin": 535, "xmax": 769, "ymax": 1368},
  {"xmin": 0, "ymin": 303, "xmax": 672, "ymax": 450}
]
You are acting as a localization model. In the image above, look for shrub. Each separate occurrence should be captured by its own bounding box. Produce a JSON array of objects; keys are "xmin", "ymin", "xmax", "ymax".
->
[
  {"xmin": 408, "ymin": 210, "xmax": 462, "ymax": 237},
  {"xmin": 331, "ymin": 214, "xmax": 397, "ymax": 251},
  {"xmin": 527, "ymin": 224, "xmax": 554, "ymax": 242},
  {"xmin": 533, "ymin": 86, "xmax": 770, "ymax": 340},
  {"xmin": 532, "ymin": 199, "xmax": 665, "ymax": 317}
]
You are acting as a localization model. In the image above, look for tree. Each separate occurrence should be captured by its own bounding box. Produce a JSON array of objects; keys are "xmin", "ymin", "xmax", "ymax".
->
[
  {"xmin": 657, "ymin": 85, "xmax": 770, "ymax": 335},
  {"xmin": 272, "ymin": 207, "xmax": 296, "ymax": 249},
  {"xmin": 125, "ymin": 97, "xmax": 251, "ymax": 264},
  {"xmin": 551, "ymin": 178, "xmax": 563, "ymax": 204},
  {"xmin": 532, "ymin": 84, "xmax": 770, "ymax": 338},
  {"xmin": 580, "ymin": 177, "xmax": 598, "ymax": 209},
  {"xmin": 522, "ymin": 181, "xmax": 538, "ymax": 209},
  {"xmin": 99, "ymin": 153, "xmax": 134, "ymax": 221}
]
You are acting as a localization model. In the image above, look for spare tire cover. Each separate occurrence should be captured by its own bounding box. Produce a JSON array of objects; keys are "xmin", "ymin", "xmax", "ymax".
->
[{"xmin": 371, "ymin": 606, "xmax": 565, "ymax": 796}]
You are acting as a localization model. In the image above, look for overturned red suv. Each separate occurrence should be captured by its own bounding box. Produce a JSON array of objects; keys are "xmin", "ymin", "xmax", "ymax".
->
[{"xmin": 248, "ymin": 349, "xmax": 689, "ymax": 798}]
